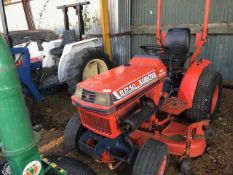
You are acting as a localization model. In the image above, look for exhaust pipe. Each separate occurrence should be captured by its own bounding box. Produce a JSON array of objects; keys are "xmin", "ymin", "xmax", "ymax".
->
[
  {"xmin": 0, "ymin": 36, "xmax": 44, "ymax": 174},
  {"xmin": 122, "ymin": 103, "xmax": 155, "ymax": 132}
]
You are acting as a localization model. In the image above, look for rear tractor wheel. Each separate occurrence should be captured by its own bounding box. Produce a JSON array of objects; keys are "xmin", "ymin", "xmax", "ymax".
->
[
  {"xmin": 132, "ymin": 139, "xmax": 169, "ymax": 175},
  {"xmin": 66, "ymin": 47, "xmax": 111, "ymax": 94},
  {"xmin": 186, "ymin": 69, "xmax": 222, "ymax": 122}
]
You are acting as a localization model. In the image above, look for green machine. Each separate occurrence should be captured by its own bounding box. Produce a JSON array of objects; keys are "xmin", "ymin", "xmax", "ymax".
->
[
  {"xmin": 0, "ymin": 29, "xmax": 57, "ymax": 175},
  {"xmin": 0, "ymin": 28, "xmax": 96, "ymax": 175},
  {"xmin": 0, "ymin": 36, "xmax": 95, "ymax": 175},
  {"xmin": 0, "ymin": 1, "xmax": 96, "ymax": 175},
  {"xmin": 0, "ymin": 29, "xmax": 95, "ymax": 175}
]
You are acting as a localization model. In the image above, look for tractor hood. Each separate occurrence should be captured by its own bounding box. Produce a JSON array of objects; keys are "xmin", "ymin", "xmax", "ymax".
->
[{"xmin": 77, "ymin": 57, "xmax": 166, "ymax": 103}]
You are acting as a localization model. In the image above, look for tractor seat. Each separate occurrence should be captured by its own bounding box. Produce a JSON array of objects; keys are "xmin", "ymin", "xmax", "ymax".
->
[
  {"xmin": 162, "ymin": 28, "xmax": 191, "ymax": 67},
  {"xmin": 50, "ymin": 30, "xmax": 76, "ymax": 57},
  {"xmin": 50, "ymin": 46, "xmax": 64, "ymax": 57}
]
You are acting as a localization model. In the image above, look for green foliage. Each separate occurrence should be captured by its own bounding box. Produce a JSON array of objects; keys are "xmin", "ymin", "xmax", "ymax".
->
[{"xmin": 82, "ymin": 0, "xmax": 99, "ymax": 32}]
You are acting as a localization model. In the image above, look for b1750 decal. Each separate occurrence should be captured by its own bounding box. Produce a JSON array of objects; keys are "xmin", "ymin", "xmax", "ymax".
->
[{"xmin": 113, "ymin": 71, "xmax": 158, "ymax": 101}]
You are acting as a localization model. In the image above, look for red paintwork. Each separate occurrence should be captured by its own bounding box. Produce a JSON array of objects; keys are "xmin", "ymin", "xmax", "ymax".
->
[
  {"xmin": 78, "ymin": 106, "xmax": 121, "ymax": 139},
  {"xmin": 158, "ymin": 155, "xmax": 168, "ymax": 175},
  {"xmin": 72, "ymin": 56, "xmax": 167, "ymax": 139},
  {"xmin": 77, "ymin": 56, "xmax": 166, "ymax": 96},
  {"xmin": 71, "ymin": 0, "xmax": 213, "ymax": 168},
  {"xmin": 160, "ymin": 97, "xmax": 188, "ymax": 115},
  {"xmin": 202, "ymin": 0, "xmax": 211, "ymax": 40},
  {"xmin": 15, "ymin": 57, "xmax": 42, "ymax": 67},
  {"xmin": 189, "ymin": 0, "xmax": 210, "ymax": 65},
  {"xmin": 178, "ymin": 59, "xmax": 211, "ymax": 108},
  {"xmin": 30, "ymin": 57, "xmax": 42, "ymax": 63},
  {"xmin": 156, "ymin": 0, "xmax": 163, "ymax": 46},
  {"xmin": 129, "ymin": 120, "xmax": 209, "ymax": 158},
  {"xmin": 101, "ymin": 151, "xmax": 113, "ymax": 163},
  {"xmin": 15, "ymin": 60, "xmax": 23, "ymax": 67}
]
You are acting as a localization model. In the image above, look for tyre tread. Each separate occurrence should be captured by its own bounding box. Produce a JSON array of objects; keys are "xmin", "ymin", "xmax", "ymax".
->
[
  {"xmin": 132, "ymin": 139, "xmax": 169, "ymax": 175},
  {"xmin": 186, "ymin": 68, "xmax": 222, "ymax": 122},
  {"xmin": 66, "ymin": 48, "xmax": 111, "ymax": 94},
  {"xmin": 64, "ymin": 114, "xmax": 84, "ymax": 151}
]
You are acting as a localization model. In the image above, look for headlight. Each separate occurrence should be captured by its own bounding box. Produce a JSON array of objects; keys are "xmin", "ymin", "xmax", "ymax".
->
[
  {"xmin": 74, "ymin": 87, "xmax": 83, "ymax": 99},
  {"xmin": 95, "ymin": 93, "xmax": 113, "ymax": 106}
]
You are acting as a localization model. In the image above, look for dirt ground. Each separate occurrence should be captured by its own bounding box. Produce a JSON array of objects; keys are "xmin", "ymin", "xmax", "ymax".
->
[{"xmin": 35, "ymin": 87, "xmax": 233, "ymax": 175}]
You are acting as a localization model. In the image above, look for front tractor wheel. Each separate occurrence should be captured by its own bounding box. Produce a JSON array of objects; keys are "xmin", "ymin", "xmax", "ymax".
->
[
  {"xmin": 186, "ymin": 69, "xmax": 222, "ymax": 122},
  {"xmin": 66, "ymin": 48, "xmax": 111, "ymax": 94},
  {"xmin": 132, "ymin": 139, "xmax": 169, "ymax": 175},
  {"xmin": 64, "ymin": 114, "xmax": 86, "ymax": 152}
]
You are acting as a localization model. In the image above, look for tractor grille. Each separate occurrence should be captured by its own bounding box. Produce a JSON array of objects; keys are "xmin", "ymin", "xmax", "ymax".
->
[
  {"xmin": 79, "ymin": 109, "xmax": 112, "ymax": 135},
  {"xmin": 81, "ymin": 89, "xmax": 95, "ymax": 103}
]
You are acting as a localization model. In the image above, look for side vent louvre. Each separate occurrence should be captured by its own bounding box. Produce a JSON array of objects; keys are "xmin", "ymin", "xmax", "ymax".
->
[{"xmin": 81, "ymin": 89, "xmax": 95, "ymax": 103}]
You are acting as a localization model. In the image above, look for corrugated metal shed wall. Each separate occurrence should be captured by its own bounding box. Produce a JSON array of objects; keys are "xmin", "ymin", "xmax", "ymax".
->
[
  {"xmin": 131, "ymin": 0, "xmax": 233, "ymax": 81},
  {"xmin": 3, "ymin": 0, "xmax": 232, "ymax": 80},
  {"xmin": 106, "ymin": 0, "xmax": 131, "ymax": 65},
  {"xmin": 83, "ymin": 0, "xmax": 131, "ymax": 65},
  {"xmin": 132, "ymin": 0, "xmax": 233, "ymax": 24},
  {"xmin": 26, "ymin": 0, "xmax": 232, "ymax": 80}
]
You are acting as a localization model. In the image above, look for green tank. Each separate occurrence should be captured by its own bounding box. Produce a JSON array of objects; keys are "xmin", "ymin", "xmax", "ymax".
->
[{"xmin": 0, "ymin": 36, "xmax": 44, "ymax": 175}]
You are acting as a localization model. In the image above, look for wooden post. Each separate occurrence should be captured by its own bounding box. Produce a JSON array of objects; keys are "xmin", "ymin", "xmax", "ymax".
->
[
  {"xmin": 21, "ymin": 0, "xmax": 35, "ymax": 30},
  {"xmin": 99, "ymin": 0, "xmax": 112, "ymax": 60}
]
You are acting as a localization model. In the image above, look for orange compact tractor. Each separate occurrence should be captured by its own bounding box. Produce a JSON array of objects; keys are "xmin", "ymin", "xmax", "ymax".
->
[{"xmin": 65, "ymin": 0, "xmax": 222, "ymax": 174}]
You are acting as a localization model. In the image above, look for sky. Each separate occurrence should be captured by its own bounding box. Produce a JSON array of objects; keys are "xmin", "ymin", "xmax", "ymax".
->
[{"xmin": 0, "ymin": 0, "xmax": 101, "ymax": 34}]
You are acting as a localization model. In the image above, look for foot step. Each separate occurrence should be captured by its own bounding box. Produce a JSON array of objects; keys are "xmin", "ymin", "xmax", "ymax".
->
[{"xmin": 160, "ymin": 97, "xmax": 188, "ymax": 115}]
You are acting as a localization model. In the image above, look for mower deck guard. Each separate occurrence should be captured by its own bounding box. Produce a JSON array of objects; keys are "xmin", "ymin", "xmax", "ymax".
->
[{"xmin": 129, "ymin": 120, "xmax": 209, "ymax": 158}]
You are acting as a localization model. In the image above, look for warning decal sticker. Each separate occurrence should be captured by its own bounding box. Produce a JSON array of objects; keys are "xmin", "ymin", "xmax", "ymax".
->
[{"xmin": 113, "ymin": 71, "xmax": 158, "ymax": 101}]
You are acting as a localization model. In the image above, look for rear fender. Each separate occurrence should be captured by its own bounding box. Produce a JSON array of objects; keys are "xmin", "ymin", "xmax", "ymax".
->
[
  {"xmin": 58, "ymin": 38, "xmax": 102, "ymax": 83},
  {"xmin": 42, "ymin": 39, "xmax": 62, "ymax": 67},
  {"xmin": 178, "ymin": 59, "xmax": 211, "ymax": 108}
]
